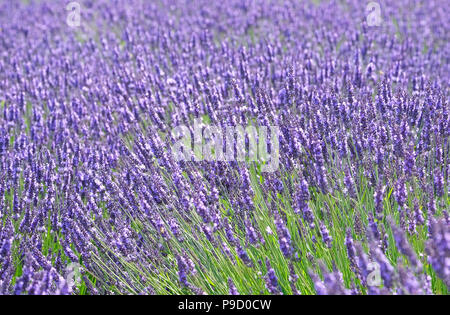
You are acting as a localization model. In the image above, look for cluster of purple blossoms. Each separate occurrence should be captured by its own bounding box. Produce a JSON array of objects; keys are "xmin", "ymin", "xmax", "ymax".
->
[{"xmin": 0, "ymin": 0, "xmax": 448, "ymax": 295}]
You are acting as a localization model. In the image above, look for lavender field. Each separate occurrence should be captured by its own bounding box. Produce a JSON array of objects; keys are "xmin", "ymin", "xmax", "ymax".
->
[{"xmin": 0, "ymin": 0, "xmax": 448, "ymax": 295}]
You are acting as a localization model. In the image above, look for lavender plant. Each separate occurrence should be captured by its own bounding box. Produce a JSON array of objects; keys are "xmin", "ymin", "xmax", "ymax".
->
[{"xmin": 0, "ymin": 0, "xmax": 448, "ymax": 295}]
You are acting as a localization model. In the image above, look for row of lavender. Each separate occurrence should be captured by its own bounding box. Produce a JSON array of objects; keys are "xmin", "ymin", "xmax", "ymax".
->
[{"xmin": 0, "ymin": 0, "xmax": 448, "ymax": 294}]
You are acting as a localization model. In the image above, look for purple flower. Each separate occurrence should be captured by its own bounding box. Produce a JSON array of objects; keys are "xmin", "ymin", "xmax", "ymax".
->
[
  {"xmin": 236, "ymin": 244, "xmax": 252, "ymax": 267},
  {"xmin": 425, "ymin": 219, "xmax": 449, "ymax": 287},
  {"xmin": 176, "ymin": 256, "xmax": 190, "ymax": 287},
  {"xmin": 228, "ymin": 278, "xmax": 239, "ymax": 295},
  {"xmin": 274, "ymin": 214, "xmax": 292, "ymax": 257},
  {"xmin": 264, "ymin": 259, "xmax": 280, "ymax": 294},
  {"xmin": 320, "ymin": 222, "xmax": 332, "ymax": 248},
  {"xmin": 394, "ymin": 178, "xmax": 407, "ymax": 208},
  {"xmin": 390, "ymin": 219, "xmax": 422, "ymax": 272}
]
